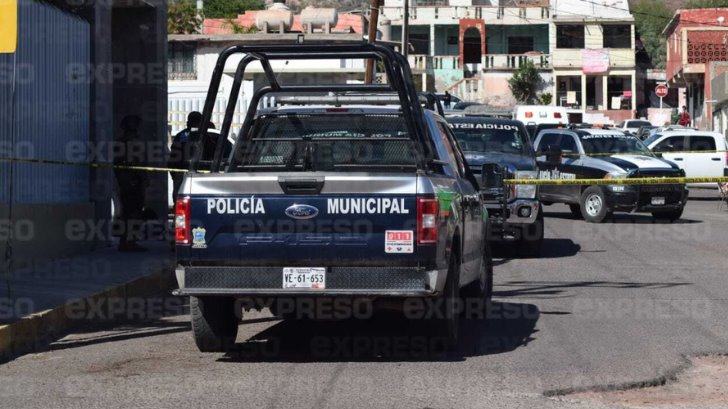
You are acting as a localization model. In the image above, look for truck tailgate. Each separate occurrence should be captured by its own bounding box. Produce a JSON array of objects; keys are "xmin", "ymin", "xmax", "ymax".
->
[{"xmin": 178, "ymin": 175, "xmax": 423, "ymax": 266}]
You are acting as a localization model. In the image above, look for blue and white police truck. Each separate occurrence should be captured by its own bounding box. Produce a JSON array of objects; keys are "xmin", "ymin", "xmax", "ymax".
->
[{"xmin": 172, "ymin": 42, "xmax": 493, "ymax": 352}]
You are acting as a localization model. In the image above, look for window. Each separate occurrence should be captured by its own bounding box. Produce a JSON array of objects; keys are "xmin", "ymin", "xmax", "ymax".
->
[
  {"xmin": 557, "ymin": 25, "xmax": 584, "ymax": 49},
  {"xmin": 537, "ymin": 133, "xmax": 561, "ymax": 153},
  {"xmin": 234, "ymin": 114, "xmax": 418, "ymax": 172},
  {"xmin": 451, "ymin": 122, "xmax": 529, "ymax": 155},
  {"xmin": 654, "ymin": 136, "xmax": 686, "ymax": 152},
  {"xmin": 168, "ymin": 42, "xmax": 196, "ymax": 79},
  {"xmin": 603, "ymin": 25, "xmax": 631, "ymax": 48},
  {"xmin": 508, "ymin": 36, "xmax": 534, "ymax": 54},
  {"xmin": 687, "ymin": 136, "xmax": 717, "ymax": 151},
  {"xmin": 559, "ymin": 135, "xmax": 578, "ymax": 153}
]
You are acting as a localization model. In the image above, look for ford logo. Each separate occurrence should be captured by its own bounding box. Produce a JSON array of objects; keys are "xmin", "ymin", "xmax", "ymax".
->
[{"xmin": 285, "ymin": 204, "xmax": 319, "ymax": 220}]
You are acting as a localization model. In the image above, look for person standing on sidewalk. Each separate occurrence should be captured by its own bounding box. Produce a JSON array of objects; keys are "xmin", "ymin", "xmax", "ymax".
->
[
  {"xmin": 114, "ymin": 115, "xmax": 148, "ymax": 252},
  {"xmin": 677, "ymin": 106, "xmax": 691, "ymax": 127}
]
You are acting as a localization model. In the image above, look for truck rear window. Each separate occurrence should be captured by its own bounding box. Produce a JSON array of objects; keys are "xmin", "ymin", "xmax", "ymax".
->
[{"xmin": 230, "ymin": 114, "xmax": 420, "ymax": 172}]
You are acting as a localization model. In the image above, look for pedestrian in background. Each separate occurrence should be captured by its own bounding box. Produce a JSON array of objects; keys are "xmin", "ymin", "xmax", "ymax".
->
[
  {"xmin": 168, "ymin": 111, "xmax": 203, "ymax": 197},
  {"xmin": 677, "ymin": 106, "xmax": 691, "ymax": 127},
  {"xmin": 114, "ymin": 115, "xmax": 148, "ymax": 252},
  {"xmin": 443, "ymin": 91, "xmax": 452, "ymax": 109}
]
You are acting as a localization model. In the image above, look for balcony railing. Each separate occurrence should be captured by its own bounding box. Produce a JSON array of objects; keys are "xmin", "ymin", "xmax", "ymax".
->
[
  {"xmin": 409, "ymin": 55, "xmax": 460, "ymax": 71},
  {"xmin": 483, "ymin": 54, "xmax": 551, "ymax": 70}
]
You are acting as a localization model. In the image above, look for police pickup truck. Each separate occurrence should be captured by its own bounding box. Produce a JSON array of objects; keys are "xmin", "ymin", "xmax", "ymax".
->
[
  {"xmin": 448, "ymin": 118, "xmax": 543, "ymax": 257},
  {"xmin": 173, "ymin": 42, "xmax": 492, "ymax": 352},
  {"xmin": 533, "ymin": 127, "xmax": 688, "ymax": 223}
]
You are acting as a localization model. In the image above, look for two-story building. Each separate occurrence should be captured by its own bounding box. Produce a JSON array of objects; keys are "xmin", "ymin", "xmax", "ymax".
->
[
  {"xmin": 380, "ymin": 0, "xmax": 553, "ymax": 107},
  {"xmin": 664, "ymin": 8, "xmax": 728, "ymax": 131},
  {"xmin": 551, "ymin": 0, "xmax": 636, "ymax": 123}
]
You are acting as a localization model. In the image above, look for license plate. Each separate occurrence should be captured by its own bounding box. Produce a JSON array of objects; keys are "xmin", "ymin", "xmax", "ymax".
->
[
  {"xmin": 651, "ymin": 196, "xmax": 666, "ymax": 205},
  {"xmin": 282, "ymin": 267, "xmax": 326, "ymax": 289}
]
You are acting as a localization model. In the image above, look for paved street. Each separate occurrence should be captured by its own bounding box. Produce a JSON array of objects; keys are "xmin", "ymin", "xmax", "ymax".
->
[{"xmin": 1, "ymin": 192, "xmax": 727, "ymax": 408}]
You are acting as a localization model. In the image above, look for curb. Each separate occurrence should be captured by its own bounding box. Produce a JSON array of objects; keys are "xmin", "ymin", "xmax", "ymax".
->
[{"xmin": 0, "ymin": 264, "xmax": 175, "ymax": 363}]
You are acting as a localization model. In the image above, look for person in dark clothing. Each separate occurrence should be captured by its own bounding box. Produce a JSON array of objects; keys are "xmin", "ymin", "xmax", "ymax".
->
[
  {"xmin": 168, "ymin": 113, "xmax": 232, "ymax": 197},
  {"xmin": 168, "ymin": 111, "xmax": 203, "ymax": 197},
  {"xmin": 443, "ymin": 91, "xmax": 452, "ymax": 109},
  {"xmin": 114, "ymin": 115, "xmax": 148, "ymax": 252}
]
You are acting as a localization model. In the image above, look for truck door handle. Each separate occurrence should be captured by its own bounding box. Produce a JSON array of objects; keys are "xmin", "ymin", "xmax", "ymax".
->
[
  {"xmin": 712, "ymin": 157, "xmax": 721, "ymax": 161},
  {"xmin": 673, "ymin": 157, "xmax": 683, "ymax": 161}
]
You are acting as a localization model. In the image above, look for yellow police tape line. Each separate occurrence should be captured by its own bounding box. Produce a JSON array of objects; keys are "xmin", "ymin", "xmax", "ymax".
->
[
  {"xmin": 504, "ymin": 177, "xmax": 728, "ymax": 185},
  {"xmin": 563, "ymin": 150, "xmax": 728, "ymax": 157},
  {"xmin": 0, "ymin": 156, "xmax": 207, "ymax": 174}
]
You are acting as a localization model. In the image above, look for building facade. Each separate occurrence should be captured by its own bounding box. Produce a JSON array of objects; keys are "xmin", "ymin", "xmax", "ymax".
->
[
  {"xmin": 0, "ymin": 0, "xmax": 168, "ymax": 263},
  {"xmin": 664, "ymin": 8, "xmax": 728, "ymax": 131},
  {"xmin": 380, "ymin": 0, "xmax": 637, "ymax": 123}
]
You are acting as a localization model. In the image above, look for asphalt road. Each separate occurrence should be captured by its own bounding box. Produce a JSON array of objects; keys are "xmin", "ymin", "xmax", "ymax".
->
[{"xmin": 1, "ymin": 192, "xmax": 728, "ymax": 408}]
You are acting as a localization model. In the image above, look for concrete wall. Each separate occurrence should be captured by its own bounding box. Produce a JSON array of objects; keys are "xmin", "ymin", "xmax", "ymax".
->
[{"xmin": 551, "ymin": 23, "xmax": 635, "ymax": 70}]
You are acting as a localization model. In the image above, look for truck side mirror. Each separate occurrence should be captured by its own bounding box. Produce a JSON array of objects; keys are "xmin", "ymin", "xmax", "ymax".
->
[
  {"xmin": 545, "ymin": 145, "xmax": 563, "ymax": 165},
  {"xmin": 481, "ymin": 163, "xmax": 504, "ymax": 190}
]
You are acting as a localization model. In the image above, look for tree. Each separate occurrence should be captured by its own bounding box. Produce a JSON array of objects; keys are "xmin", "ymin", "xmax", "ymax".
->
[
  {"xmin": 508, "ymin": 61, "xmax": 544, "ymax": 104},
  {"xmin": 204, "ymin": 0, "xmax": 265, "ymax": 19},
  {"xmin": 168, "ymin": 0, "xmax": 202, "ymax": 34},
  {"xmin": 631, "ymin": 0, "xmax": 674, "ymax": 69},
  {"xmin": 539, "ymin": 92, "xmax": 553, "ymax": 105}
]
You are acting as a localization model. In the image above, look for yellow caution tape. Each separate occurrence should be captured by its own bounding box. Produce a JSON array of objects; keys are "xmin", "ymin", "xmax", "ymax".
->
[
  {"xmin": 0, "ymin": 156, "xmax": 207, "ymax": 173},
  {"xmin": 504, "ymin": 177, "xmax": 728, "ymax": 185},
  {"xmin": 562, "ymin": 150, "xmax": 728, "ymax": 157}
]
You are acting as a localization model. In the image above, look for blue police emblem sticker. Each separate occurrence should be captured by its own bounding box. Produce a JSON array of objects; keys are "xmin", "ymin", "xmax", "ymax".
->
[{"xmin": 192, "ymin": 227, "xmax": 207, "ymax": 249}]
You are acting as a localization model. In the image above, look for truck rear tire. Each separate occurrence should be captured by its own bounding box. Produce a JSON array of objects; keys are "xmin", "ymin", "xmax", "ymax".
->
[
  {"xmin": 433, "ymin": 255, "xmax": 461, "ymax": 349},
  {"xmin": 580, "ymin": 186, "xmax": 611, "ymax": 223},
  {"xmin": 461, "ymin": 242, "xmax": 493, "ymax": 319},
  {"xmin": 516, "ymin": 210, "xmax": 543, "ymax": 258},
  {"xmin": 191, "ymin": 296, "xmax": 239, "ymax": 353}
]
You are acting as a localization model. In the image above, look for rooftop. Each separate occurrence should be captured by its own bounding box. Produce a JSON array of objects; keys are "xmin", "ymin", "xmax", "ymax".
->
[{"xmin": 552, "ymin": 0, "xmax": 633, "ymax": 22}]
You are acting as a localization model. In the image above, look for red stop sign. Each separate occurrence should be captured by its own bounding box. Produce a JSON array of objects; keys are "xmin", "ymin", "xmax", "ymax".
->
[{"xmin": 656, "ymin": 84, "xmax": 668, "ymax": 98}]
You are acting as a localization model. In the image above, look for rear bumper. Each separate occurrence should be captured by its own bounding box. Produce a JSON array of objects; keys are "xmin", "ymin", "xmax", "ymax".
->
[{"xmin": 174, "ymin": 265, "xmax": 444, "ymax": 297}]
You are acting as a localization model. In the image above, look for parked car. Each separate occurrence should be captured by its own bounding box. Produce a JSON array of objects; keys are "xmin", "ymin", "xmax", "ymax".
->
[
  {"xmin": 644, "ymin": 130, "xmax": 728, "ymax": 187},
  {"xmin": 448, "ymin": 117, "xmax": 543, "ymax": 257},
  {"xmin": 533, "ymin": 127, "xmax": 688, "ymax": 223},
  {"xmin": 618, "ymin": 119, "xmax": 652, "ymax": 135}
]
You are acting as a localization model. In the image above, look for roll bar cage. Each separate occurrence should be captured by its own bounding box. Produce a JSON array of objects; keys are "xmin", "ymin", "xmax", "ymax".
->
[{"xmin": 190, "ymin": 42, "xmax": 437, "ymax": 173}]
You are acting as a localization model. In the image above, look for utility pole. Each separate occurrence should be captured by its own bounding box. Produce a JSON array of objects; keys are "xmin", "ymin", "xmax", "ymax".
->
[
  {"xmin": 365, "ymin": 0, "xmax": 381, "ymax": 84},
  {"xmin": 402, "ymin": 0, "xmax": 409, "ymax": 58}
]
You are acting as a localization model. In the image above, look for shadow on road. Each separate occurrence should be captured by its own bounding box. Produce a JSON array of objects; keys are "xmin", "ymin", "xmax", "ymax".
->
[
  {"xmin": 543, "ymin": 210, "xmax": 701, "ymax": 224},
  {"xmin": 218, "ymin": 301, "xmax": 540, "ymax": 363},
  {"xmin": 494, "ymin": 280, "xmax": 691, "ymax": 299},
  {"xmin": 492, "ymin": 238, "xmax": 581, "ymax": 261}
]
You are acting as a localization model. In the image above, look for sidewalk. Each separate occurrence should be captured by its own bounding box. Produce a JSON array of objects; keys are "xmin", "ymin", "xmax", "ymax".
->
[{"xmin": 0, "ymin": 241, "xmax": 175, "ymax": 360}]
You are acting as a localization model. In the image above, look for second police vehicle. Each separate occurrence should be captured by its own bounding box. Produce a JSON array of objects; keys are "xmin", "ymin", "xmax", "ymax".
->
[
  {"xmin": 533, "ymin": 126, "xmax": 688, "ymax": 223},
  {"xmin": 448, "ymin": 117, "xmax": 543, "ymax": 257}
]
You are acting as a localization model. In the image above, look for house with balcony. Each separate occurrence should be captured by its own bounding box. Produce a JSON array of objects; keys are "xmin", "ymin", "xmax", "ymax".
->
[
  {"xmin": 663, "ymin": 8, "xmax": 728, "ymax": 131},
  {"xmin": 550, "ymin": 0, "xmax": 636, "ymax": 124},
  {"xmin": 380, "ymin": 0, "xmax": 552, "ymax": 107}
]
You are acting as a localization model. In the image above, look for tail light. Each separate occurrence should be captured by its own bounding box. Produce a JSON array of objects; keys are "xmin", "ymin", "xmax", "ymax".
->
[
  {"xmin": 554, "ymin": 112, "xmax": 562, "ymax": 119},
  {"xmin": 417, "ymin": 197, "xmax": 439, "ymax": 245},
  {"xmin": 525, "ymin": 112, "xmax": 533, "ymax": 118},
  {"xmin": 175, "ymin": 197, "xmax": 191, "ymax": 244}
]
